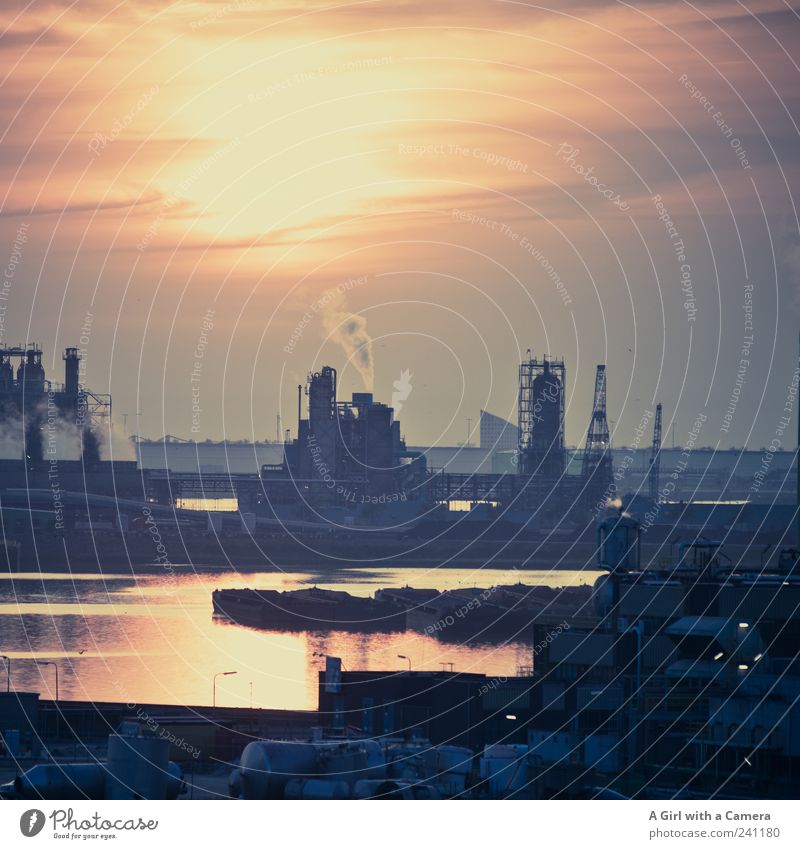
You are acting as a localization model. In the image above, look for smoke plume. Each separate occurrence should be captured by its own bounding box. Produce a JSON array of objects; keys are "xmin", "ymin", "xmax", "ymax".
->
[{"xmin": 321, "ymin": 289, "xmax": 374, "ymax": 390}]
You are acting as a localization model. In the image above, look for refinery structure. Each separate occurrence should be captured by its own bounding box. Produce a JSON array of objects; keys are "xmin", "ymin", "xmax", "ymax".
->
[
  {"xmin": 258, "ymin": 351, "xmax": 614, "ymax": 529},
  {"xmin": 0, "ymin": 343, "xmax": 110, "ymax": 465},
  {"xmin": 0, "ymin": 338, "xmax": 796, "ymax": 570},
  {"xmin": 1, "ymin": 338, "xmax": 799, "ymax": 801}
]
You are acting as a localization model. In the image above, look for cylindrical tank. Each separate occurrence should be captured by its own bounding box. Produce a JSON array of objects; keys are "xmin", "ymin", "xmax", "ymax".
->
[
  {"xmin": 597, "ymin": 514, "xmax": 640, "ymax": 572},
  {"xmin": 530, "ymin": 368, "xmax": 562, "ymax": 447},
  {"xmin": 592, "ymin": 573, "xmax": 614, "ymax": 618},
  {"xmin": 362, "ymin": 739, "xmax": 386, "ymax": 779},
  {"xmin": 237, "ymin": 741, "xmax": 320, "ymax": 799},
  {"xmin": 318, "ymin": 747, "xmax": 366, "ymax": 779},
  {"xmin": 105, "ymin": 734, "xmax": 170, "ymax": 800},
  {"xmin": 15, "ymin": 764, "xmax": 106, "ymax": 800},
  {"xmin": 479, "ymin": 744, "xmax": 529, "ymax": 798},
  {"xmin": 284, "ymin": 778, "xmax": 350, "ymax": 800},
  {"xmin": 435, "ymin": 745, "xmax": 473, "ymax": 794}
]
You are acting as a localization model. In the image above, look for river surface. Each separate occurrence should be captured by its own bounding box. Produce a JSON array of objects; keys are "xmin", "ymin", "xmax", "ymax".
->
[{"xmin": 0, "ymin": 566, "xmax": 601, "ymax": 711}]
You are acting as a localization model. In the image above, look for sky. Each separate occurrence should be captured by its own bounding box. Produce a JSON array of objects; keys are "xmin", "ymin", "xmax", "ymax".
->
[{"xmin": 2, "ymin": 0, "xmax": 800, "ymax": 452}]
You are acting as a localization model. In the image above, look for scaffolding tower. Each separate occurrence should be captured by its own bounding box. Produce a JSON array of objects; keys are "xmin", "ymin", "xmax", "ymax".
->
[{"xmin": 518, "ymin": 351, "xmax": 565, "ymax": 477}]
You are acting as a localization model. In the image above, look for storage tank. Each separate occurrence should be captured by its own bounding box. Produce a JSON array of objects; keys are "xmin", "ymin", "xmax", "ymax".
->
[
  {"xmin": 435, "ymin": 745, "xmax": 473, "ymax": 795},
  {"xmin": 237, "ymin": 741, "xmax": 320, "ymax": 799},
  {"xmin": 236, "ymin": 739, "xmax": 386, "ymax": 798},
  {"xmin": 530, "ymin": 364, "xmax": 562, "ymax": 449},
  {"xmin": 15, "ymin": 764, "xmax": 106, "ymax": 800},
  {"xmin": 597, "ymin": 513, "xmax": 640, "ymax": 573},
  {"xmin": 105, "ymin": 734, "xmax": 171, "ymax": 800},
  {"xmin": 319, "ymin": 739, "xmax": 385, "ymax": 782},
  {"xmin": 592, "ymin": 573, "xmax": 615, "ymax": 618},
  {"xmin": 479, "ymin": 744, "xmax": 529, "ymax": 798}
]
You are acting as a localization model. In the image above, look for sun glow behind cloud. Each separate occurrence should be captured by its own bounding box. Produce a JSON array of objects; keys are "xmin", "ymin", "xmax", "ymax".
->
[{"xmin": 1, "ymin": 0, "xmax": 799, "ymax": 446}]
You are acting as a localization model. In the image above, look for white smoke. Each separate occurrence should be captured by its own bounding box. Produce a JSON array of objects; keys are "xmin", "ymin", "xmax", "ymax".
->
[
  {"xmin": 106, "ymin": 418, "xmax": 136, "ymax": 460},
  {"xmin": 0, "ymin": 406, "xmax": 25, "ymax": 459},
  {"xmin": 320, "ymin": 289, "xmax": 374, "ymax": 391},
  {"xmin": 0, "ymin": 401, "xmax": 127, "ymax": 461},
  {"xmin": 0, "ymin": 403, "xmax": 81, "ymax": 460}
]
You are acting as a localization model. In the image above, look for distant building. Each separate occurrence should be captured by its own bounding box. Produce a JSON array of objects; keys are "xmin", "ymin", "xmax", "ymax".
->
[
  {"xmin": 479, "ymin": 410, "xmax": 518, "ymax": 452},
  {"xmin": 135, "ymin": 438, "xmax": 797, "ymax": 504},
  {"xmin": 317, "ymin": 669, "xmax": 534, "ymax": 750}
]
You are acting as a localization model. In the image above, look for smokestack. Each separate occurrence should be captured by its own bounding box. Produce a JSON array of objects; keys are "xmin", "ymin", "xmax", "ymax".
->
[
  {"xmin": 63, "ymin": 347, "xmax": 80, "ymax": 395},
  {"xmin": 297, "ymin": 385, "xmax": 302, "ymax": 435}
]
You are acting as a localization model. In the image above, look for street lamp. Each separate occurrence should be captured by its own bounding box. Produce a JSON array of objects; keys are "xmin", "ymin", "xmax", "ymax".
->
[
  {"xmin": 1, "ymin": 656, "xmax": 10, "ymax": 692},
  {"xmin": 398, "ymin": 654, "xmax": 411, "ymax": 671},
  {"xmin": 213, "ymin": 671, "xmax": 237, "ymax": 707},
  {"xmin": 35, "ymin": 660, "xmax": 59, "ymax": 701}
]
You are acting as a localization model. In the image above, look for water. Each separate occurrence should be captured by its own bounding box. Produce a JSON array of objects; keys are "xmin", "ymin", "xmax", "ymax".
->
[{"xmin": 0, "ymin": 566, "xmax": 601, "ymax": 710}]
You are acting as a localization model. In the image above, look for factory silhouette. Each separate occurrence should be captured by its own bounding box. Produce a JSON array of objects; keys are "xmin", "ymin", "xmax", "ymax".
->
[{"xmin": 0, "ymin": 343, "xmax": 109, "ymax": 466}]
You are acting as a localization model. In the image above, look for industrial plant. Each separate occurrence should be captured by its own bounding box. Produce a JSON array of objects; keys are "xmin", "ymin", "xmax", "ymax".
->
[
  {"xmin": 0, "ymin": 339, "xmax": 796, "ymax": 571},
  {"xmin": 1, "ymin": 339, "xmax": 798, "ymax": 801},
  {"xmin": 0, "ymin": 343, "xmax": 110, "ymax": 466}
]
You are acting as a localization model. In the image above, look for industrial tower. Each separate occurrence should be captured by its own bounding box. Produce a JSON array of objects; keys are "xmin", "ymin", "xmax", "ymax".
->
[
  {"xmin": 582, "ymin": 364, "xmax": 612, "ymax": 484},
  {"xmin": 649, "ymin": 403, "xmax": 662, "ymax": 501},
  {"xmin": 517, "ymin": 351, "xmax": 565, "ymax": 477}
]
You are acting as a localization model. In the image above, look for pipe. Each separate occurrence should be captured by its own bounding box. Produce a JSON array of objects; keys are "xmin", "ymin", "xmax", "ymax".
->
[
  {"xmin": 297, "ymin": 384, "xmax": 302, "ymax": 433},
  {"xmin": 15, "ymin": 764, "xmax": 106, "ymax": 800}
]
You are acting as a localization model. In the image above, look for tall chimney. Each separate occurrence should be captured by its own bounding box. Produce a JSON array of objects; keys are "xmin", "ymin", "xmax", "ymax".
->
[{"xmin": 63, "ymin": 347, "xmax": 80, "ymax": 394}]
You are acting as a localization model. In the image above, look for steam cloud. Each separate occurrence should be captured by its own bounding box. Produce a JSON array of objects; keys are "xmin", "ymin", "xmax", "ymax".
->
[
  {"xmin": 0, "ymin": 401, "xmax": 105, "ymax": 462},
  {"xmin": 321, "ymin": 289, "xmax": 374, "ymax": 390}
]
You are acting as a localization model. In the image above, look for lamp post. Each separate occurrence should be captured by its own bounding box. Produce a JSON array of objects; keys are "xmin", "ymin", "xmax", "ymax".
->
[
  {"xmin": 213, "ymin": 671, "xmax": 237, "ymax": 708},
  {"xmin": 398, "ymin": 654, "xmax": 412, "ymax": 671},
  {"xmin": 1, "ymin": 656, "xmax": 10, "ymax": 692},
  {"xmin": 35, "ymin": 660, "xmax": 59, "ymax": 701}
]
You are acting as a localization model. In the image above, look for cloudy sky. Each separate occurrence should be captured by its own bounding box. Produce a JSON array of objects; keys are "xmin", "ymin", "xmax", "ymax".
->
[{"xmin": 2, "ymin": 0, "xmax": 799, "ymax": 451}]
